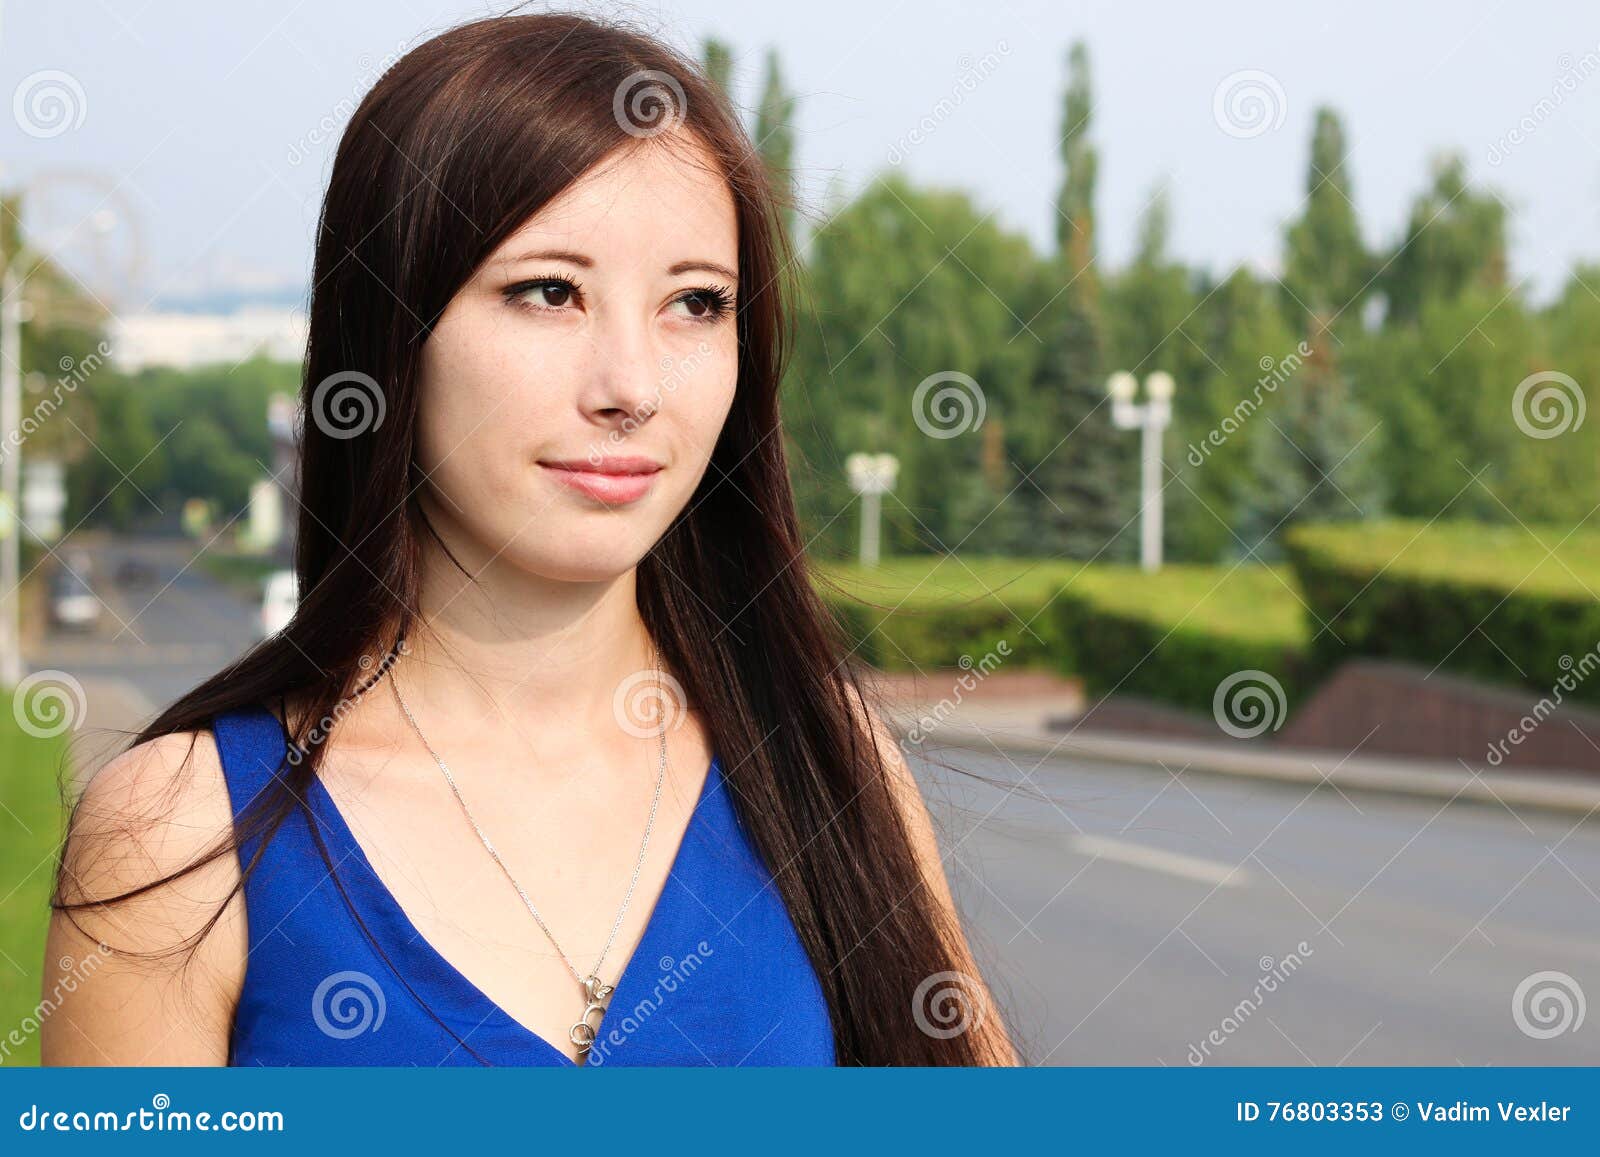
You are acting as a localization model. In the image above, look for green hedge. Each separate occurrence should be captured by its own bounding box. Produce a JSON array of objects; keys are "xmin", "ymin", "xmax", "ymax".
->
[
  {"xmin": 814, "ymin": 557, "xmax": 1073, "ymax": 670},
  {"xmin": 1047, "ymin": 566, "xmax": 1309, "ymax": 712},
  {"xmin": 813, "ymin": 558, "xmax": 1309, "ymax": 714},
  {"xmin": 1284, "ymin": 520, "xmax": 1600, "ymax": 703}
]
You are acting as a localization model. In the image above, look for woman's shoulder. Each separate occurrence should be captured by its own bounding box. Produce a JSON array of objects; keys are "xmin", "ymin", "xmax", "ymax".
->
[
  {"xmin": 59, "ymin": 727, "xmax": 241, "ymax": 936},
  {"xmin": 79, "ymin": 727, "xmax": 227, "ymax": 823},
  {"xmin": 41, "ymin": 726, "xmax": 248, "ymax": 1064}
]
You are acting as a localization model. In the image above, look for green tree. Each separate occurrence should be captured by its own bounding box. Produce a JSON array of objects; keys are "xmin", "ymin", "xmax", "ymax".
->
[
  {"xmin": 1345, "ymin": 285, "xmax": 1546, "ymax": 522},
  {"xmin": 1054, "ymin": 42, "xmax": 1097, "ymax": 271},
  {"xmin": 1105, "ymin": 184, "xmax": 1197, "ymax": 378},
  {"xmin": 1236, "ymin": 333, "xmax": 1384, "ymax": 555},
  {"xmin": 66, "ymin": 377, "xmax": 165, "ymax": 529},
  {"xmin": 1167, "ymin": 268, "xmax": 1298, "ymax": 561},
  {"xmin": 1535, "ymin": 266, "xmax": 1600, "ymax": 527},
  {"xmin": 701, "ymin": 37, "xmax": 734, "ymax": 98},
  {"xmin": 1032, "ymin": 40, "xmax": 1130, "ymax": 560},
  {"xmin": 1282, "ymin": 107, "xmax": 1370, "ymax": 333},
  {"xmin": 786, "ymin": 175, "xmax": 1042, "ymax": 558},
  {"xmin": 1379, "ymin": 152, "xmax": 1508, "ymax": 327},
  {"xmin": 755, "ymin": 48, "xmax": 797, "ymax": 243}
]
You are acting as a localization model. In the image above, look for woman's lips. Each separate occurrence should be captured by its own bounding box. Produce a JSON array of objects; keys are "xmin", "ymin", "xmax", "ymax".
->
[{"xmin": 538, "ymin": 461, "xmax": 661, "ymax": 505}]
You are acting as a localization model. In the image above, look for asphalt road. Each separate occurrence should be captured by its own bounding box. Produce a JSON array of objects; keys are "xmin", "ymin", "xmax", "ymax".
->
[
  {"xmin": 32, "ymin": 537, "xmax": 1600, "ymax": 1066},
  {"xmin": 918, "ymin": 742, "xmax": 1600, "ymax": 1066},
  {"xmin": 33, "ymin": 536, "xmax": 263, "ymax": 714}
]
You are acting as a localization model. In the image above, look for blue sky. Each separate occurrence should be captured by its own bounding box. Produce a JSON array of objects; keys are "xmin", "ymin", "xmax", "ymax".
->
[{"xmin": 4, "ymin": 0, "xmax": 1599, "ymax": 309}]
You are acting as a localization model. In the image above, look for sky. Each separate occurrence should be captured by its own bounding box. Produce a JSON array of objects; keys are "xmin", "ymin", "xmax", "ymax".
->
[{"xmin": 2, "ymin": 0, "xmax": 1598, "ymax": 311}]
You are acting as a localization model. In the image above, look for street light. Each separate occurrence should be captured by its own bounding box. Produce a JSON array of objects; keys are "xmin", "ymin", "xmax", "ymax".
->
[
  {"xmin": 0, "ymin": 168, "xmax": 138, "ymax": 687},
  {"xmin": 1107, "ymin": 370, "xmax": 1175, "ymax": 573},
  {"xmin": 845, "ymin": 452, "xmax": 898, "ymax": 569}
]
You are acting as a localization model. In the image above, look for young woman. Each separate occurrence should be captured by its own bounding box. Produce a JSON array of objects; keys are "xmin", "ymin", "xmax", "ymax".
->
[{"xmin": 41, "ymin": 10, "xmax": 1016, "ymax": 1067}]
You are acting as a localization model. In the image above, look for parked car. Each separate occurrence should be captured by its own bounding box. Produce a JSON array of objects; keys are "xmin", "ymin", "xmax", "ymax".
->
[
  {"xmin": 49, "ymin": 568, "xmax": 101, "ymax": 630},
  {"xmin": 259, "ymin": 569, "xmax": 298, "ymax": 639}
]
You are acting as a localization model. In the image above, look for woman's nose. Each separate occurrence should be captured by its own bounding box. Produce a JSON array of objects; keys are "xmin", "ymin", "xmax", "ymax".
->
[{"xmin": 583, "ymin": 316, "xmax": 664, "ymax": 424}]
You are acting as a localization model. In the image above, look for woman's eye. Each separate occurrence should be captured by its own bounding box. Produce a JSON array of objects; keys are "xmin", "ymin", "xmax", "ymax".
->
[
  {"xmin": 507, "ymin": 277, "xmax": 582, "ymax": 313},
  {"xmin": 671, "ymin": 288, "xmax": 733, "ymax": 322}
]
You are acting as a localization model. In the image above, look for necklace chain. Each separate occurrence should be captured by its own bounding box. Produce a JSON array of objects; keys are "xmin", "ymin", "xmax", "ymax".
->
[{"xmin": 386, "ymin": 645, "xmax": 669, "ymax": 1059}]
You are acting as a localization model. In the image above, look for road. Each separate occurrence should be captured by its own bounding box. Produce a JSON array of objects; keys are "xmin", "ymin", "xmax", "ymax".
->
[
  {"xmin": 919, "ymin": 742, "xmax": 1600, "ymax": 1066},
  {"xmin": 31, "ymin": 536, "xmax": 1600, "ymax": 1066},
  {"xmin": 32, "ymin": 536, "xmax": 263, "ymax": 717}
]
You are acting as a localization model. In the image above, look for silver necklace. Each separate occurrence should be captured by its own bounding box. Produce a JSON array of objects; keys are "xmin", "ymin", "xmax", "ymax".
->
[{"xmin": 388, "ymin": 647, "xmax": 669, "ymax": 1063}]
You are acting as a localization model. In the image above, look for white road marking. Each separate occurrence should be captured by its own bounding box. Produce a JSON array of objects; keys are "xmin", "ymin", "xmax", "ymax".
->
[{"xmin": 1070, "ymin": 834, "xmax": 1253, "ymax": 888}]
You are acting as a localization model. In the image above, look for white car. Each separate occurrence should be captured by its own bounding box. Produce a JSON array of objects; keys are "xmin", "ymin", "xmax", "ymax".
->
[
  {"xmin": 49, "ymin": 569, "xmax": 101, "ymax": 630},
  {"xmin": 259, "ymin": 570, "xmax": 298, "ymax": 638}
]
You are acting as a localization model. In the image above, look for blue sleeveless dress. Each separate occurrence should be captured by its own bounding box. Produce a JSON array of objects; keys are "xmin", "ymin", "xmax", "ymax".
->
[{"xmin": 211, "ymin": 705, "xmax": 836, "ymax": 1066}]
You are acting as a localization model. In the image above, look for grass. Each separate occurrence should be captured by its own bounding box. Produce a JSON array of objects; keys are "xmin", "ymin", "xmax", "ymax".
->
[{"xmin": 0, "ymin": 711, "xmax": 69, "ymax": 1067}]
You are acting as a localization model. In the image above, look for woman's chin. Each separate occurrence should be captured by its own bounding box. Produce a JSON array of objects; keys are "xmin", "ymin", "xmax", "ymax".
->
[{"xmin": 501, "ymin": 523, "xmax": 661, "ymax": 583}]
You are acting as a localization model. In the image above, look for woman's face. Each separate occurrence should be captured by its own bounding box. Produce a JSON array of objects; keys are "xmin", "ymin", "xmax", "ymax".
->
[{"xmin": 415, "ymin": 135, "xmax": 740, "ymax": 583}]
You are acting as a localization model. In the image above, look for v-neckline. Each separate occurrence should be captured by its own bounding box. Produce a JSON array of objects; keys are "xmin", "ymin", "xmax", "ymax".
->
[{"xmin": 303, "ymin": 744, "xmax": 722, "ymax": 1067}]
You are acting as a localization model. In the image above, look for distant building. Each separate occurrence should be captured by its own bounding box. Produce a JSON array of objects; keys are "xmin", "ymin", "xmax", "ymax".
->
[{"xmin": 108, "ymin": 307, "xmax": 307, "ymax": 370}]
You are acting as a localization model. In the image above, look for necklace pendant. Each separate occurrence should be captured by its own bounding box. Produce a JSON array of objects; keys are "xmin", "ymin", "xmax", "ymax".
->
[{"xmin": 568, "ymin": 974, "xmax": 614, "ymax": 1061}]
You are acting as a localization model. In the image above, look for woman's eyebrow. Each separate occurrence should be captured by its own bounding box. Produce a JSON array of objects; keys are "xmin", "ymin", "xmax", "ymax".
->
[
  {"xmin": 505, "ymin": 248, "xmax": 594, "ymax": 268},
  {"xmin": 668, "ymin": 259, "xmax": 739, "ymax": 284},
  {"xmin": 501, "ymin": 249, "xmax": 737, "ymax": 284}
]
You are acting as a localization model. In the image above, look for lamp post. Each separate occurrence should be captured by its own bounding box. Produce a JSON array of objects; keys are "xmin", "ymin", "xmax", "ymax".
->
[
  {"xmin": 1107, "ymin": 370, "xmax": 1175, "ymax": 573},
  {"xmin": 845, "ymin": 452, "xmax": 898, "ymax": 569}
]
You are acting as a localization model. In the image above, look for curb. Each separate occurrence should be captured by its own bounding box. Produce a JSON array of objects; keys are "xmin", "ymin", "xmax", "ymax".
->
[{"xmin": 904, "ymin": 720, "xmax": 1600, "ymax": 819}]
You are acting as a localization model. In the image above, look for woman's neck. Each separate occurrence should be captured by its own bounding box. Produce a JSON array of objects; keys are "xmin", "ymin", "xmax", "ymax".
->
[{"xmin": 386, "ymin": 524, "xmax": 660, "ymax": 749}]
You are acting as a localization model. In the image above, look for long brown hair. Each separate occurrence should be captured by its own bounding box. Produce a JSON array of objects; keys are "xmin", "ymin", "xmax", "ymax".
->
[{"xmin": 52, "ymin": 9, "xmax": 1015, "ymax": 1066}]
